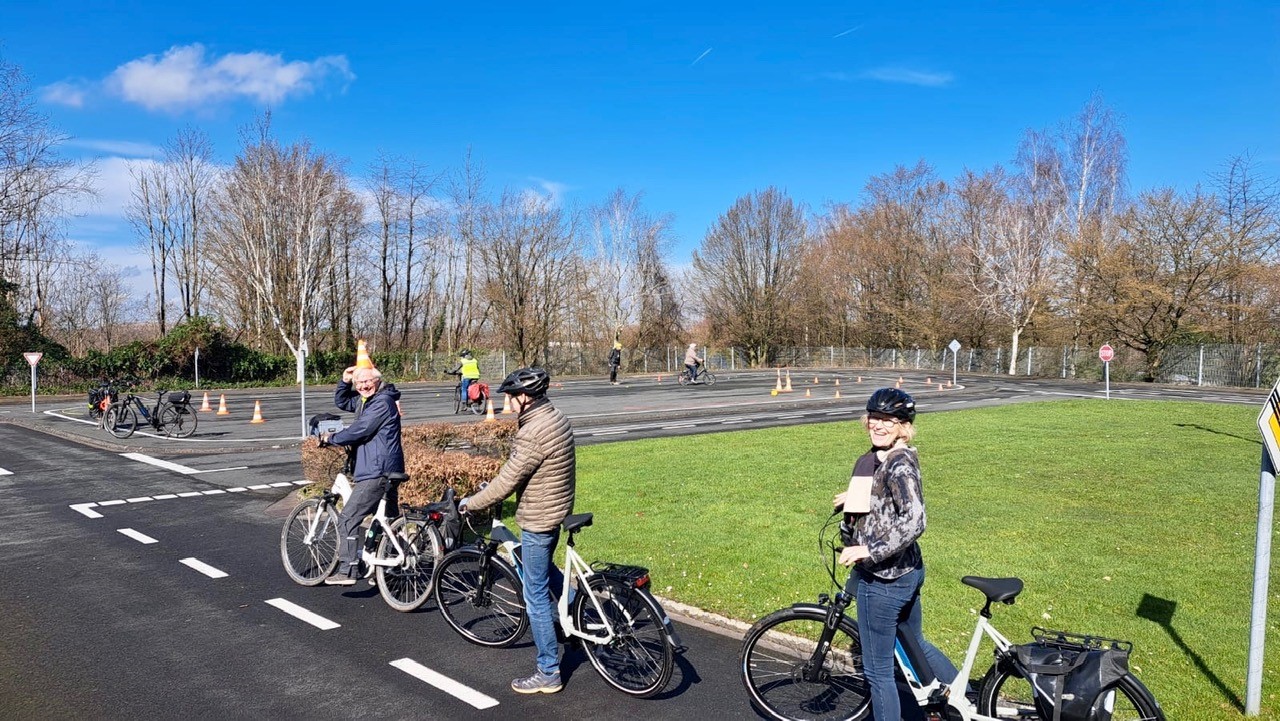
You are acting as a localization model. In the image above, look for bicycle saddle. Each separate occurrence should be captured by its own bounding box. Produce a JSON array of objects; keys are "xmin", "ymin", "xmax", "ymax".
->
[
  {"xmin": 961, "ymin": 576, "xmax": 1024, "ymax": 604},
  {"xmin": 387, "ymin": 472, "xmax": 410, "ymax": 485},
  {"xmin": 563, "ymin": 513, "xmax": 593, "ymax": 533}
]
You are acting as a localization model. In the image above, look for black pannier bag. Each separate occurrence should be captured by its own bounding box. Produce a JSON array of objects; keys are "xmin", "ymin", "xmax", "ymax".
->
[
  {"xmin": 169, "ymin": 390, "xmax": 192, "ymax": 406},
  {"xmin": 1013, "ymin": 628, "xmax": 1131, "ymax": 721}
]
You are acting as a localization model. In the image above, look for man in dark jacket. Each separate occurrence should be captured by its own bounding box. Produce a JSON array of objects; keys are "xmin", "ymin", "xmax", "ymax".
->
[
  {"xmin": 460, "ymin": 367, "xmax": 574, "ymax": 694},
  {"xmin": 320, "ymin": 365, "xmax": 404, "ymax": 585}
]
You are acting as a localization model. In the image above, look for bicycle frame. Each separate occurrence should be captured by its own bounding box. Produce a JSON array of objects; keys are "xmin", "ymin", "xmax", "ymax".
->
[
  {"xmin": 490, "ymin": 519, "xmax": 621, "ymax": 646},
  {"xmin": 301, "ymin": 473, "xmax": 407, "ymax": 569}
]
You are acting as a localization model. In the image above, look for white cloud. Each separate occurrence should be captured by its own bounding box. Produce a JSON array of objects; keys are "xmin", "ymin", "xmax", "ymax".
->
[
  {"xmin": 105, "ymin": 43, "xmax": 355, "ymax": 112},
  {"xmin": 65, "ymin": 139, "xmax": 163, "ymax": 157},
  {"xmin": 858, "ymin": 67, "xmax": 953, "ymax": 87},
  {"xmin": 526, "ymin": 177, "xmax": 571, "ymax": 207},
  {"xmin": 40, "ymin": 80, "xmax": 89, "ymax": 108},
  {"xmin": 67, "ymin": 157, "xmax": 161, "ymax": 218}
]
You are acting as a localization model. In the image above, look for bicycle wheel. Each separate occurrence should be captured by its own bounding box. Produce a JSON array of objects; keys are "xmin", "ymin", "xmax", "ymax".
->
[
  {"xmin": 160, "ymin": 404, "xmax": 198, "ymax": 438},
  {"xmin": 574, "ymin": 577, "xmax": 675, "ymax": 698},
  {"xmin": 740, "ymin": 606, "xmax": 871, "ymax": 721},
  {"xmin": 702, "ymin": 371, "xmax": 717, "ymax": 386},
  {"xmin": 434, "ymin": 548, "xmax": 528, "ymax": 647},
  {"xmin": 677, "ymin": 371, "xmax": 691, "ymax": 386},
  {"xmin": 279, "ymin": 498, "xmax": 341, "ymax": 586},
  {"xmin": 104, "ymin": 405, "xmax": 137, "ymax": 439},
  {"xmin": 467, "ymin": 391, "xmax": 486, "ymax": 415},
  {"xmin": 375, "ymin": 518, "xmax": 444, "ymax": 612},
  {"xmin": 454, "ymin": 386, "xmax": 463, "ymax": 414},
  {"xmin": 977, "ymin": 658, "xmax": 1165, "ymax": 721}
]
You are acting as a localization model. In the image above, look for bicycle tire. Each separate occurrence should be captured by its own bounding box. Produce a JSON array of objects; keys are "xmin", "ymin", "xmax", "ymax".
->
[
  {"xmin": 434, "ymin": 547, "xmax": 528, "ymax": 647},
  {"xmin": 160, "ymin": 404, "xmax": 198, "ymax": 438},
  {"xmin": 454, "ymin": 386, "xmax": 463, "ymax": 415},
  {"xmin": 740, "ymin": 605, "xmax": 872, "ymax": 721},
  {"xmin": 977, "ymin": 656, "xmax": 1165, "ymax": 721},
  {"xmin": 678, "ymin": 371, "xmax": 691, "ymax": 386},
  {"xmin": 105, "ymin": 405, "xmax": 137, "ymax": 439},
  {"xmin": 467, "ymin": 390, "xmax": 486, "ymax": 415},
  {"xmin": 279, "ymin": 498, "xmax": 341, "ymax": 586},
  {"xmin": 573, "ymin": 577, "xmax": 675, "ymax": 698},
  {"xmin": 702, "ymin": 371, "xmax": 717, "ymax": 386},
  {"xmin": 376, "ymin": 518, "xmax": 444, "ymax": 612}
]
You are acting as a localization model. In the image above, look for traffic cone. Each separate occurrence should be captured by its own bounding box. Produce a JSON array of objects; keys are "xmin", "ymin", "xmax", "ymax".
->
[
  {"xmin": 501, "ymin": 394, "xmax": 513, "ymax": 414},
  {"xmin": 656, "ymin": 374, "xmax": 662, "ymax": 383},
  {"xmin": 784, "ymin": 371, "xmax": 793, "ymax": 392},
  {"xmin": 216, "ymin": 394, "xmax": 230, "ymax": 415},
  {"xmin": 805, "ymin": 388, "xmax": 811, "ymax": 398},
  {"xmin": 813, "ymin": 376, "xmax": 819, "ymax": 384},
  {"xmin": 939, "ymin": 383, "xmax": 944, "ymax": 391},
  {"xmin": 926, "ymin": 377, "xmax": 932, "ymax": 385},
  {"xmin": 948, "ymin": 379, "xmax": 953, "ymax": 387},
  {"xmin": 199, "ymin": 392, "xmax": 212, "ymax": 412},
  {"xmin": 249, "ymin": 400, "xmax": 264, "ymax": 424},
  {"xmin": 355, "ymin": 339, "xmax": 374, "ymax": 369},
  {"xmin": 774, "ymin": 369, "xmax": 783, "ymax": 393},
  {"xmin": 485, "ymin": 398, "xmax": 496, "ymax": 421},
  {"xmin": 835, "ymin": 389, "xmax": 841, "ymax": 399}
]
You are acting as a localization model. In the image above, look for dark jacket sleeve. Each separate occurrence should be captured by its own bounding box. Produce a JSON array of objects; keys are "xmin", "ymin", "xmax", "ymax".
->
[
  {"xmin": 334, "ymin": 381, "xmax": 359, "ymax": 413},
  {"xmin": 331, "ymin": 394, "xmax": 393, "ymax": 447}
]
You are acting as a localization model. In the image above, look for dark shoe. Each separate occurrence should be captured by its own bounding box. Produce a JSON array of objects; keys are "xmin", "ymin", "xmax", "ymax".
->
[{"xmin": 511, "ymin": 671, "xmax": 562, "ymax": 694}]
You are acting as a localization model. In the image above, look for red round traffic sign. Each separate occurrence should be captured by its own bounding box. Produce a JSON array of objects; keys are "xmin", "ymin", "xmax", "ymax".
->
[{"xmin": 1099, "ymin": 344, "xmax": 1114, "ymax": 363}]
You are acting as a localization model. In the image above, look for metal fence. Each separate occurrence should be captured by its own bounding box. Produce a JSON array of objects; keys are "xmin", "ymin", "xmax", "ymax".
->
[{"xmin": 468, "ymin": 342, "xmax": 1280, "ymax": 390}]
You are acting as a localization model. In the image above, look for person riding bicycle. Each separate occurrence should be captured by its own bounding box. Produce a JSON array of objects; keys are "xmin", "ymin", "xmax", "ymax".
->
[
  {"xmin": 683, "ymin": 343, "xmax": 703, "ymax": 381},
  {"xmin": 833, "ymin": 387, "xmax": 957, "ymax": 721},
  {"xmin": 319, "ymin": 365, "xmax": 404, "ymax": 586},
  {"xmin": 458, "ymin": 367, "xmax": 575, "ymax": 695},
  {"xmin": 447, "ymin": 349, "xmax": 481, "ymax": 411}
]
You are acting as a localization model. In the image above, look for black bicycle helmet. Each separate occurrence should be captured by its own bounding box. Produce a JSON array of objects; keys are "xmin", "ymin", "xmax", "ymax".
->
[
  {"xmin": 497, "ymin": 367, "xmax": 550, "ymax": 398},
  {"xmin": 866, "ymin": 387, "xmax": 916, "ymax": 422},
  {"xmin": 460, "ymin": 349, "xmax": 473, "ymax": 358}
]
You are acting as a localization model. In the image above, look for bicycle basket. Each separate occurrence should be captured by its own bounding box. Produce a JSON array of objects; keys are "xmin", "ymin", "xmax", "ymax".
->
[
  {"xmin": 1013, "ymin": 627, "xmax": 1132, "ymax": 721},
  {"xmin": 590, "ymin": 561, "xmax": 651, "ymax": 589},
  {"xmin": 168, "ymin": 390, "xmax": 191, "ymax": 406}
]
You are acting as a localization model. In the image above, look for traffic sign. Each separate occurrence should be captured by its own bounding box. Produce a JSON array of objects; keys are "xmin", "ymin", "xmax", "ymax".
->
[
  {"xmin": 23, "ymin": 352, "xmax": 42, "ymax": 366},
  {"xmin": 1260, "ymin": 378, "xmax": 1280, "ymax": 472},
  {"xmin": 948, "ymin": 339, "xmax": 961, "ymax": 354},
  {"xmin": 1099, "ymin": 344, "xmax": 1114, "ymax": 363}
]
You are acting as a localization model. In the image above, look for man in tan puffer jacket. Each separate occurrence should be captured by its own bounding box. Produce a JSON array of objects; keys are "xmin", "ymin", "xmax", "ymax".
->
[{"xmin": 460, "ymin": 367, "xmax": 574, "ymax": 694}]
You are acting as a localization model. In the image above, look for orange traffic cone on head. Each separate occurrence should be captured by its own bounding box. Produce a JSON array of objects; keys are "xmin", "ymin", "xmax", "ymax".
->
[
  {"xmin": 250, "ymin": 400, "xmax": 265, "ymax": 424},
  {"xmin": 355, "ymin": 339, "xmax": 374, "ymax": 369},
  {"xmin": 216, "ymin": 394, "xmax": 230, "ymax": 415},
  {"xmin": 485, "ymin": 398, "xmax": 496, "ymax": 421},
  {"xmin": 199, "ymin": 392, "xmax": 212, "ymax": 412}
]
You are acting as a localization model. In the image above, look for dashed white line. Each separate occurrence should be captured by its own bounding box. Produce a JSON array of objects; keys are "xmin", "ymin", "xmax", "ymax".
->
[
  {"xmin": 99, "ymin": 499, "xmax": 127, "ymax": 506},
  {"xmin": 180, "ymin": 557, "xmax": 228, "ymax": 578},
  {"xmin": 390, "ymin": 658, "xmax": 499, "ymax": 709},
  {"xmin": 177, "ymin": 492, "xmax": 203, "ymax": 498},
  {"xmin": 226, "ymin": 488, "xmax": 248, "ymax": 493},
  {"xmin": 265, "ymin": 598, "xmax": 340, "ymax": 630},
  {"xmin": 268, "ymin": 482, "xmax": 295, "ymax": 488},
  {"xmin": 662, "ymin": 424, "xmax": 695, "ymax": 429},
  {"xmin": 0, "ymin": 467, "xmax": 12, "ymax": 476},
  {"xmin": 126, "ymin": 496, "xmax": 154, "ymax": 503},
  {"xmin": 774, "ymin": 415, "xmax": 803, "ymax": 420},
  {"xmin": 118, "ymin": 528, "xmax": 158, "ymax": 544},
  {"xmin": 247, "ymin": 484, "xmax": 271, "ymax": 490},
  {"xmin": 201, "ymin": 489, "xmax": 226, "ymax": 495},
  {"xmin": 70, "ymin": 503, "xmax": 102, "ymax": 518},
  {"xmin": 591, "ymin": 430, "xmax": 627, "ymax": 437},
  {"xmin": 120, "ymin": 452, "xmax": 202, "ymax": 475},
  {"xmin": 152, "ymin": 494, "xmax": 178, "ymax": 500},
  {"xmin": 721, "ymin": 419, "xmax": 752, "ymax": 425}
]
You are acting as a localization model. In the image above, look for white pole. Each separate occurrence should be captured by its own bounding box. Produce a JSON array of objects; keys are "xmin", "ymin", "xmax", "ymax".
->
[
  {"xmin": 299, "ymin": 348, "xmax": 307, "ymax": 438},
  {"xmin": 30, "ymin": 364, "xmax": 36, "ymax": 413},
  {"xmin": 1245, "ymin": 449, "xmax": 1275, "ymax": 716},
  {"xmin": 1104, "ymin": 360, "xmax": 1111, "ymax": 400},
  {"xmin": 194, "ymin": 347, "xmax": 200, "ymax": 389},
  {"xmin": 952, "ymin": 351, "xmax": 957, "ymax": 387},
  {"xmin": 1198, "ymin": 345, "xmax": 1205, "ymax": 387}
]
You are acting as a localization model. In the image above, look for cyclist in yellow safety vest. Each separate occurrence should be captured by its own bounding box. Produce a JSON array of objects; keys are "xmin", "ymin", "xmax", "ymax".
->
[{"xmin": 450, "ymin": 350, "xmax": 481, "ymax": 406}]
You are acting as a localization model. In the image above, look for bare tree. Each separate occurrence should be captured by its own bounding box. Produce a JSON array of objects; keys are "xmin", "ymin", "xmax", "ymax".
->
[
  {"xmin": 691, "ymin": 187, "xmax": 807, "ymax": 366},
  {"xmin": 167, "ymin": 128, "xmax": 216, "ymax": 321},
  {"xmin": 441, "ymin": 151, "xmax": 489, "ymax": 353},
  {"xmin": 1210, "ymin": 152, "xmax": 1280, "ymax": 342},
  {"xmin": 365, "ymin": 153, "xmax": 441, "ymax": 348},
  {"xmin": 127, "ymin": 158, "xmax": 176, "ymax": 334}
]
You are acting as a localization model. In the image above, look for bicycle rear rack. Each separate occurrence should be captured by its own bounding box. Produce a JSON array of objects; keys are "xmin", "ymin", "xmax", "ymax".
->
[
  {"xmin": 591, "ymin": 561, "xmax": 651, "ymax": 589},
  {"xmin": 1032, "ymin": 626, "xmax": 1133, "ymax": 653}
]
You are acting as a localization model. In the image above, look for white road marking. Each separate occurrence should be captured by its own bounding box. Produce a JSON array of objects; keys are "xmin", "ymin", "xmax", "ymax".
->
[
  {"xmin": 293, "ymin": 480, "xmax": 311, "ymax": 485},
  {"xmin": 591, "ymin": 430, "xmax": 627, "ymax": 436},
  {"xmin": 177, "ymin": 491, "xmax": 203, "ymax": 498},
  {"xmin": 99, "ymin": 499, "xmax": 127, "ymax": 506},
  {"xmin": 118, "ymin": 528, "xmax": 158, "ymax": 544},
  {"xmin": 180, "ymin": 557, "xmax": 228, "ymax": 578},
  {"xmin": 152, "ymin": 494, "xmax": 178, "ymax": 499},
  {"xmin": 247, "ymin": 484, "xmax": 271, "ymax": 490},
  {"xmin": 70, "ymin": 503, "xmax": 102, "ymax": 518},
  {"xmin": 389, "ymin": 658, "xmax": 499, "ymax": 709},
  {"xmin": 201, "ymin": 489, "xmax": 226, "ymax": 495},
  {"xmin": 721, "ymin": 419, "xmax": 752, "ymax": 424},
  {"xmin": 662, "ymin": 424, "xmax": 695, "ymax": 429},
  {"xmin": 120, "ymin": 452, "xmax": 202, "ymax": 475},
  {"xmin": 265, "ymin": 598, "xmax": 340, "ymax": 630},
  {"xmin": 226, "ymin": 487, "xmax": 248, "ymax": 492},
  {"xmin": 774, "ymin": 415, "xmax": 803, "ymax": 420},
  {"xmin": 126, "ymin": 496, "xmax": 154, "ymax": 503},
  {"xmin": 0, "ymin": 467, "xmax": 12, "ymax": 476},
  {"xmin": 268, "ymin": 482, "xmax": 295, "ymax": 488}
]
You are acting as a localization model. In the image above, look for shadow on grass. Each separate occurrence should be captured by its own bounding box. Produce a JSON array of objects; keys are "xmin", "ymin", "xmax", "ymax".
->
[
  {"xmin": 1137, "ymin": 593, "xmax": 1243, "ymax": 712},
  {"xmin": 1173, "ymin": 423, "xmax": 1262, "ymax": 446}
]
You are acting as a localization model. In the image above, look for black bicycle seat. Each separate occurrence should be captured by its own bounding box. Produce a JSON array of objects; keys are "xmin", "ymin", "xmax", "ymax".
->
[
  {"xmin": 563, "ymin": 513, "xmax": 593, "ymax": 533},
  {"xmin": 961, "ymin": 576, "xmax": 1024, "ymax": 604}
]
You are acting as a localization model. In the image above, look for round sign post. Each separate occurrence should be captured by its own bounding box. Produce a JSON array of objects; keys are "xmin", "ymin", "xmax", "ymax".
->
[
  {"xmin": 1099, "ymin": 344, "xmax": 1114, "ymax": 399},
  {"xmin": 23, "ymin": 352, "xmax": 42, "ymax": 413},
  {"xmin": 948, "ymin": 339, "xmax": 962, "ymax": 387}
]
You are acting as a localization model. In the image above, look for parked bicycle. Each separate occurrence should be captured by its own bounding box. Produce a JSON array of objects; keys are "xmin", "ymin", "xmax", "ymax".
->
[
  {"xmin": 678, "ymin": 363, "xmax": 716, "ymax": 386},
  {"xmin": 278, "ymin": 441, "xmax": 460, "ymax": 612},
  {"xmin": 103, "ymin": 385, "xmax": 198, "ymax": 439},
  {"xmin": 87, "ymin": 380, "xmax": 119, "ymax": 421},
  {"xmin": 739, "ymin": 512, "xmax": 1164, "ymax": 721},
  {"xmin": 433, "ymin": 503, "xmax": 683, "ymax": 697},
  {"xmin": 447, "ymin": 370, "xmax": 490, "ymax": 414}
]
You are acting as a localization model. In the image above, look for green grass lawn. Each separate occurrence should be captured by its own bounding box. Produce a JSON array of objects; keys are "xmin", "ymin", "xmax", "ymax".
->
[{"xmin": 573, "ymin": 399, "xmax": 1279, "ymax": 720}]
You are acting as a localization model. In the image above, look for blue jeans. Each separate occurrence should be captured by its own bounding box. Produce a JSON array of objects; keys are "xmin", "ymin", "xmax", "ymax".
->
[
  {"xmin": 519, "ymin": 528, "xmax": 566, "ymax": 676},
  {"xmin": 459, "ymin": 378, "xmax": 473, "ymax": 408},
  {"xmin": 852, "ymin": 566, "xmax": 958, "ymax": 721}
]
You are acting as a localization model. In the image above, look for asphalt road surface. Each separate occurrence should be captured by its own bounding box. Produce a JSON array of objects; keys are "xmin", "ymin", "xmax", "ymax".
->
[{"xmin": 0, "ymin": 371, "xmax": 1262, "ymax": 718}]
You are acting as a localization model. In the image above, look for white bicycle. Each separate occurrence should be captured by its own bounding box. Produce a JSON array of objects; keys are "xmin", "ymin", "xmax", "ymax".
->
[
  {"xmin": 433, "ymin": 505, "xmax": 684, "ymax": 697},
  {"xmin": 740, "ymin": 512, "xmax": 1165, "ymax": 720},
  {"xmin": 279, "ymin": 460, "xmax": 456, "ymax": 613}
]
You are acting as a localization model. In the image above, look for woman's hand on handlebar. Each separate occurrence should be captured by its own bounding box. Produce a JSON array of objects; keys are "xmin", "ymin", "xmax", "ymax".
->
[{"xmin": 838, "ymin": 545, "xmax": 869, "ymax": 567}]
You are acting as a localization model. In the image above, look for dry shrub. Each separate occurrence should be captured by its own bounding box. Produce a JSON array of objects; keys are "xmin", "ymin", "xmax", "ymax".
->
[{"xmin": 298, "ymin": 420, "xmax": 516, "ymax": 504}]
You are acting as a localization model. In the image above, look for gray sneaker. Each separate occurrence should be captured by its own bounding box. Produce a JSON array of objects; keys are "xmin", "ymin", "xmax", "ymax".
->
[
  {"xmin": 511, "ymin": 671, "xmax": 562, "ymax": 694},
  {"xmin": 324, "ymin": 572, "xmax": 357, "ymax": 586}
]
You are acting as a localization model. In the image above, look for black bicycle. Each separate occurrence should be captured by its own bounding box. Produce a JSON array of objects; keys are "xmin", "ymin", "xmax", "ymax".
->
[
  {"xmin": 678, "ymin": 363, "xmax": 717, "ymax": 386},
  {"xmin": 87, "ymin": 380, "xmax": 119, "ymax": 421},
  {"xmin": 104, "ymin": 386, "xmax": 198, "ymax": 439},
  {"xmin": 447, "ymin": 371, "xmax": 488, "ymax": 414}
]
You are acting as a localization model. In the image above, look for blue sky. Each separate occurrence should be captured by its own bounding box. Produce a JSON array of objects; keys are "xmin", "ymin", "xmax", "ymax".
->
[{"xmin": 4, "ymin": 1, "xmax": 1278, "ymax": 268}]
